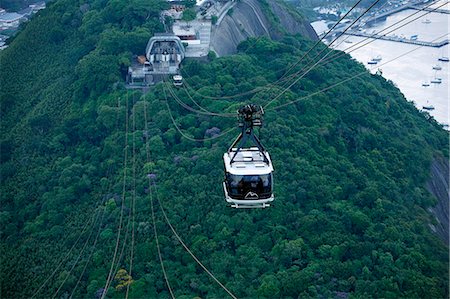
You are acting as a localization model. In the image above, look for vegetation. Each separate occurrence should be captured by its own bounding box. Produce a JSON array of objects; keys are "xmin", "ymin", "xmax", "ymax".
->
[
  {"xmin": 1, "ymin": 0, "xmax": 448, "ymax": 298},
  {"xmin": 211, "ymin": 15, "xmax": 218, "ymax": 25},
  {"xmin": 181, "ymin": 8, "xmax": 197, "ymax": 23}
]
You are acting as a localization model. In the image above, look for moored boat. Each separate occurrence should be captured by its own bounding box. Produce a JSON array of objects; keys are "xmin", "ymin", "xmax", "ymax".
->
[
  {"xmin": 372, "ymin": 55, "xmax": 382, "ymax": 62},
  {"xmin": 430, "ymin": 78, "xmax": 442, "ymax": 84}
]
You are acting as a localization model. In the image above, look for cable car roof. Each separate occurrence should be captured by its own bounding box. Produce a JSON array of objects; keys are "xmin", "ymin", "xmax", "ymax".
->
[{"xmin": 223, "ymin": 147, "xmax": 273, "ymax": 175}]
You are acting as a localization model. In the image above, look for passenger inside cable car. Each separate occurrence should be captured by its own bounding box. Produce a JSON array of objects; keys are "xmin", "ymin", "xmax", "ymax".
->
[{"xmin": 226, "ymin": 173, "xmax": 273, "ymax": 200}]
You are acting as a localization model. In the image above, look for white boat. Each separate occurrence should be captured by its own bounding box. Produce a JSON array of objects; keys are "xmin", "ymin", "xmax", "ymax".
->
[
  {"xmin": 430, "ymin": 78, "xmax": 442, "ymax": 84},
  {"xmin": 367, "ymin": 60, "xmax": 377, "ymax": 65},
  {"xmin": 410, "ymin": 35, "xmax": 418, "ymax": 40},
  {"xmin": 438, "ymin": 57, "xmax": 449, "ymax": 62},
  {"xmin": 372, "ymin": 55, "xmax": 382, "ymax": 62},
  {"xmin": 432, "ymin": 65, "xmax": 442, "ymax": 70},
  {"xmin": 422, "ymin": 81, "xmax": 430, "ymax": 87}
]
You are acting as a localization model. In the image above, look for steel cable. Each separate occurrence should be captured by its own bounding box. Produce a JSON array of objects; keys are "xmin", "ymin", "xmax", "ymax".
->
[
  {"xmin": 164, "ymin": 86, "xmax": 236, "ymax": 142},
  {"xmin": 181, "ymin": 0, "xmax": 366, "ymax": 101},
  {"xmin": 152, "ymin": 183, "xmax": 238, "ymax": 299},
  {"xmin": 276, "ymin": 0, "xmax": 447, "ymax": 88},
  {"xmin": 101, "ymin": 95, "xmax": 130, "ymax": 299},
  {"xmin": 143, "ymin": 95, "xmax": 175, "ymax": 299},
  {"xmin": 266, "ymin": 33, "xmax": 449, "ymax": 111},
  {"xmin": 263, "ymin": 0, "xmax": 382, "ymax": 109}
]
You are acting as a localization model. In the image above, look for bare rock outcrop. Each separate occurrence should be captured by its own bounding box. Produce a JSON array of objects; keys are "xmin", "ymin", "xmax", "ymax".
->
[
  {"xmin": 211, "ymin": 0, "xmax": 318, "ymax": 57},
  {"xmin": 266, "ymin": 0, "xmax": 317, "ymax": 38},
  {"xmin": 426, "ymin": 156, "xmax": 449, "ymax": 244}
]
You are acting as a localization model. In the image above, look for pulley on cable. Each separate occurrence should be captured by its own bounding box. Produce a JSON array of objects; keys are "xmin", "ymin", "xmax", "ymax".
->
[{"xmin": 223, "ymin": 104, "xmax": 274, "ymax": 209}]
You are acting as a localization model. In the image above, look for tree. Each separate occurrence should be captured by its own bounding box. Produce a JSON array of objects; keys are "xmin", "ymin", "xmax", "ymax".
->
[
  {"xmin": 181, "ymin": 8, "xmax": 197, "ymax": 23},
  {"xmin": 114, "ymin": 269, "xmax": 133, "ymax": 292}
]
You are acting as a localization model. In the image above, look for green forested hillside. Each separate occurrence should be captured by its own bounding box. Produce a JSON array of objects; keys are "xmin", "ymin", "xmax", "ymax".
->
[{"xmin": 1, "ymin": 0, "xmax": 448, "ymax": 298}]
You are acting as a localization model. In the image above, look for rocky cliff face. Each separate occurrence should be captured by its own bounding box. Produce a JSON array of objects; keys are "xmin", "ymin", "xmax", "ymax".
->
[
  {"xmin": 210, "ymin": 0, "xmax": 318, "ymax": 57},
  {"xmin": 426, "ymin": 156, "xmax": 449, "ymax": 245}
]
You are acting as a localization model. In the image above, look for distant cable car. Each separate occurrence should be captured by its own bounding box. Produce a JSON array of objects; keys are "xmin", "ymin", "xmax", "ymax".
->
[
  {"xmin": 173, "ymin": 75, "xmax": 183, "ymax": 87},
  {"xmin": 223, "ymin": 104, "xmax": 274, "ymax": 208}
]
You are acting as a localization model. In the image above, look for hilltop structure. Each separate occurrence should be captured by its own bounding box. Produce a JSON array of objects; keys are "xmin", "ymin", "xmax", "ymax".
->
[
  {"xmin": 127, "ymin": 0, "xmax": 317, "ymax": 86},
  {"xmin": 127, "ymin": 34, "xmax": 185, "ymax": 86}
]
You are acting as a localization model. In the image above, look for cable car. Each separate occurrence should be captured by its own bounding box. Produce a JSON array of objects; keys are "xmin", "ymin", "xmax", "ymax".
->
[
  {"xmin": 223, "ymin": 104, "xmax": 274, "ymax": 208},
  {"xmin": 173, "ymin": 75, "xmax": 183, "ymax": 87}
]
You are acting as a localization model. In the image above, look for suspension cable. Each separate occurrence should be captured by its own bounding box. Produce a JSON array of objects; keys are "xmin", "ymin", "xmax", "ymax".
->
[
  {"xmin": 330, "ymin": 1, "xmax": 390, "ymax": 49},
  {"xmin": 101, "ymin": 95, "xmax": 130, "ymax": 299},
  {"xmin": 182, "ymin": 84, "xmax": 210, "ymax": 113},
  {"xmin": 69, "ymin": 204, "xmax": 107, "ymax": 298},
  {"xmin": 52, "ymin": 209, "xmax": 102, "ymax": 299},
  {"xmin": 69, "ymin": 96, "xmax": 125, "ymax": 299},
  {"xmin": 314, "ymin": 1, "xmax": 448, "ymax": 67},
  {"xmin": 263, "ymin": 0, "xmax": 381, "ymax": 109},
  {"xmin": 181, "ymin": 0, "xmax": 365, "ymax": 101},
  {"xmin": 151, "ymin": 87, "xmax": 238, "ymax": 298},
  {"xmin": 183, "ymin": 0, "xmax": 436, "ymax": 108},
  {"xmin": 273, "ymin": 0, "xmax": 381, "ymax": 89},
  {"xmin": 108, "ymin": 94, "xmax": 140, "ymax": 294},
  {"xmin": 164, "ymin": 86, "xmax": 236, "ymax": 142},
  {"xmin": 31, "ymin": 144, "xmax": 121, "ymax": 298},
  {"xmin": 152, "ymin": 184, "xmax": 238, "ymax": 299},
  {"xmin": 31, "ymin": 213, "xmax": 96, "ymax": 298},
  {"xmin": 143, "ymin": 96, "xmax": 175, "ymax": 299},
  {"xmin": 276, "ymin": 0, "xmax": 365, "ymax": 82},
  {"xmin": 125, "ymin": 93, "xmax": 137, "ymax": 299},
  {"xmin": 276, "ymin": 0, "xmax": 446, "ymax": 87},
  {"xmin": 267, "ymin": 33, "xmax": 449, "ymax": 111},
  {"xmin": 166, "ymin": 82, "xmax": 235, "ymax": 118}
]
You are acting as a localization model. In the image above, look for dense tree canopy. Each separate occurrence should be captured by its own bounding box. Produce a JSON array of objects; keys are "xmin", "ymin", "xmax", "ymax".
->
[{"xmin": 0, "ymin": 0, "xmax": 448, "ymax": 298}]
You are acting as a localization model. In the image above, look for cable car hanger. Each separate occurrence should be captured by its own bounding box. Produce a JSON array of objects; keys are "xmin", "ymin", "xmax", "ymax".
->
[{"xmin": 228, "ymin": 104, "xmax": 269, "ymax": 165}]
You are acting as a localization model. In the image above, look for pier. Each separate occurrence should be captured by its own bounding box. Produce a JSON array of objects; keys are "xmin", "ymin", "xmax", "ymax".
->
[
  {"xmin": 364, "ymin": 3, "xmax": 450, "ymax": 25},
  {"xmin": 409, "ymin": 5, "xmax": 450, "ymax": 14},
  {"xmin": 336, "ymin": 30, "xmax": 449, "ymax": 48},
  {"xmin": 364, "ymin": 4, "xmax": 408, "ymax": 25}
]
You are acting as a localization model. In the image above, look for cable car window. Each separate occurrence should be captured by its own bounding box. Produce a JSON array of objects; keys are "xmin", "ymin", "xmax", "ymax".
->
[{"xmin": 226, "ymin": 173, "xmax": 272, "ymax": 198}]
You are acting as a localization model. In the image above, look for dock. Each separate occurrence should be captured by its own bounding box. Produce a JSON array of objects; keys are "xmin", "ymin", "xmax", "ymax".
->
[
  {"xmin": 364, "ymin": 3, "xmax": 450, "ymax": 25},
  {"xmin": 336, "ymin": 30, "xmax": 449, "ymax": 48},
  {"xmin": 409, "ymin": 5, "xmax": 450, "ymax": 14},
  {"xmin": 364, "ymin": 4, "xmax": 408, "ymax": 25}
]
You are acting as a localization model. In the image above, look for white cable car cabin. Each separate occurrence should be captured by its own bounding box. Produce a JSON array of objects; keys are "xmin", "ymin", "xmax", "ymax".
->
[
  {"xmin": 173, "ymin": 75, "xmax": 183, "ymax": 87},
  {"xmin": 223, "ymin": 104, "xmax": 274, "ymax": 208}
]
